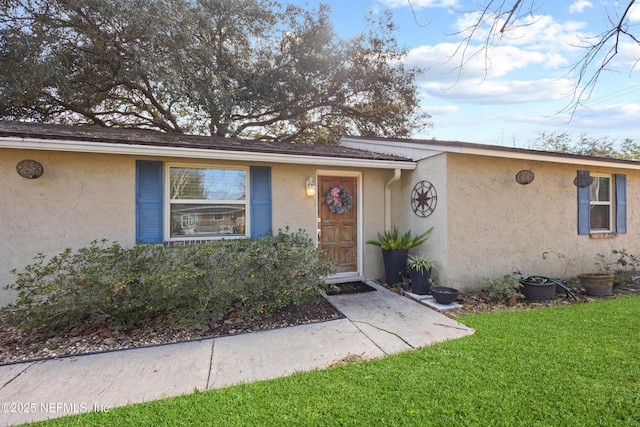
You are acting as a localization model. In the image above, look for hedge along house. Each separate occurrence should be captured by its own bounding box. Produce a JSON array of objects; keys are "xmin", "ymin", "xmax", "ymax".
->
[
  {"xmin": 0, "ymin": 121, "xmax": 415, "ymax": 306},
  {"xmin": 339, "ymin": 136, "xmax": 640, "ymax": 291}
]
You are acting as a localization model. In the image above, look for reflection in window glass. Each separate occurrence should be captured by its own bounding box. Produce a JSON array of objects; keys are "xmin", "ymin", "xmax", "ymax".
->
[
  {"xmin": 170, "ymin": 204, "xmax": 246, "ymax": 237},
  {"xmin": 589, "ymin": 175, "xmax": 612, "ymax": 232},
  {"xmin": 170, "ymin": 168, "xmax": 246, "ymax": 200},
  {"xmin": 590, "ymin": 206, "xmax": 610, "ymax": 231},
  {"xmin": 169, "ymin": 167, "xmax": 247, "ymax": 239},
  {"xmin": 590, "ymin": 177, "xmax": 610, "ymax": 202}
]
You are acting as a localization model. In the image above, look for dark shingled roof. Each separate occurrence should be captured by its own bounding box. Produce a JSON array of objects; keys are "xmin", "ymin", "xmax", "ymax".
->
[
  {"xmin": 341, "ymin": 135, "xmax": 640, "ymax": 167},
  {"xmin": 0, "ymin": 121, "xmax": 412, "ymax": 162}
]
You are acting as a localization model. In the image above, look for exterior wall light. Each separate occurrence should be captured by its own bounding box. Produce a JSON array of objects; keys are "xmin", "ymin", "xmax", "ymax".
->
[{"xmin": 305, "ymin": 176, "xmax": 316, "ymax": 197}]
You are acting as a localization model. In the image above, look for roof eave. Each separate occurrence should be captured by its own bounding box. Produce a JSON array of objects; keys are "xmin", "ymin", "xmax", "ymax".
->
[
  {"xmin": 459, "ymin": 146, "xmax": 640, "ymax": 170},
  {"xmin": 339, "ymin": 136, "xmax": 640, "ymax": 170},
  {"xmin": 1, "ymin": 136, "xmax": 417, "ymax": 170}
]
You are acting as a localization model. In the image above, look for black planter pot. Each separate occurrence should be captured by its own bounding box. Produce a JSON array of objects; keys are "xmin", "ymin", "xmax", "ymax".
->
[
  {"xmin": 409, "ymin": 267, "xmax": 432, "ymax": 295},
  {"xmin": 381, "ymin": 249, "xmax": 408, "ymax": 285},
  {"xmin": 519, "ymin": 279, "xmax": 555, "ymax": 301},
  {"xmin": 430, "ymin": 286, "xmax": 459, "ymax": 304}
]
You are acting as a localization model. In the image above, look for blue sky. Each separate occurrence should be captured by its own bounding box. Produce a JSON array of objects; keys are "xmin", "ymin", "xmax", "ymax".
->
[{"xmin": 290, "ymin": 0, "xmax": 640, "ymax": 147}]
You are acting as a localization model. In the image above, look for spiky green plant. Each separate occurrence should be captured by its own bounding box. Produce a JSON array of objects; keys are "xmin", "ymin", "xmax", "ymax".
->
[{"xmin": 366, "ymin": 227, "xmax": 433, "ymax": 251}]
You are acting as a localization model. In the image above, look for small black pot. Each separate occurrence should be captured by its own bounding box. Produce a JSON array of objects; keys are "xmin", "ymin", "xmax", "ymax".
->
[
  {"xmin": 430, "ymin": 286, "xmax": 459, "ymax": 304},
  {"xmin": 409, "ymin": 267, "xmax": 432, "ymax": 295}
]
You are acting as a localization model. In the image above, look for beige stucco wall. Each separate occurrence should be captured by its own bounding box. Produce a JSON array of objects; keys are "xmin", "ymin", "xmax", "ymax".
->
[
  {"xmin": 1, "ymin": 149, "xmax": 391, "ymax": 305},
  {"xmin": 439, "ymin": 153, "xmax": 640, "ymax": 291},
  {"xmin": 386, "ymin": 155, "xmax": 448, "ymax": 285},
  {"xmin": 1, "ymin": 149, "xmax": 137, "ymax": 305},
  {"xmin": 361, "ymin": 169, "xmax": 391, "ymax": 280}
]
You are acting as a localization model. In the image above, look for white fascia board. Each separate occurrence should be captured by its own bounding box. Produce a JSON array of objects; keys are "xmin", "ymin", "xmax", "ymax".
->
[
  {"xmin": 460, "ymin": 147, "xmax": 640, "ymax": 170},
  {"xmin": 1, "ymin": 136, "xmax": 417, "ymax": 170},
  {"xmin": 339, "ymin": 136, "xmax": 460, "ymax": 155}
]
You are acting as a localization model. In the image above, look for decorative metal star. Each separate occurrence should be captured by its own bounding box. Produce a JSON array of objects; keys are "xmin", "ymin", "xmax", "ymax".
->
[{"xmin": 415, "ymin": 189, "xmax": 431, "ymax": 208}]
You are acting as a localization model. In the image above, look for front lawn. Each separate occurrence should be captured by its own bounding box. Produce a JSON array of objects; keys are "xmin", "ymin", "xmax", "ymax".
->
[{"xmin": 30, "ymin": 296, "xmax": 640, "ymax": 426}]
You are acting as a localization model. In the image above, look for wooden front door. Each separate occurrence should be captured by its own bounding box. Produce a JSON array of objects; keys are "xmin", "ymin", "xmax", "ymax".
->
[{"xmin": 318, "ymin": 176, "xmax": 357, "ymax": 274}]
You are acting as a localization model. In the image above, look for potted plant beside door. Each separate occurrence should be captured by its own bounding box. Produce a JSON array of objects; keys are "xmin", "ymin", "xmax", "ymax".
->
[
  {"xmin": 407, "ymin": 254, "xmax": 436, "ymax": 295},
  {"xmin": 366, "ymin": 227, "xmax": 433, "ymax": 286}
]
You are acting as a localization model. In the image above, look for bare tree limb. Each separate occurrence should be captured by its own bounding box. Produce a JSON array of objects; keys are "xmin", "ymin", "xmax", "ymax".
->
[
  {"xmin": 443, "ymin": 0, "xmax": 639, "ymax": 119},
  {"xmin": 560, "ymin": 0, "xmax": 639, "ymax": 118}
]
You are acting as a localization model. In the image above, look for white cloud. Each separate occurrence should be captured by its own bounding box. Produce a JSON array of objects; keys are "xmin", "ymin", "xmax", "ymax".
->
[
  {"xmin": 422, "ymin": 105, "xmax": 459, "ymax": 115},
  {"xmin": 605, "ymin": 40, "xmax": 640, "ymax": 69},
  {"xmin": 576, "ymin": 39, "xmax": 640, "ymax": 73},
  {"xmin": 453, "ymin": 13, "xmax": 588, "ymax": 52},
  {"xmin": 629, "ymin": 3, "xmax": 640, "ymax": 22},
  {"xmin": 548, "ymin": 102, "xmax": 640, "ymax": 137},
  {"xmin": 429, "ymin": 99, "xmax": 640, "ymax": 145},
  {"xmin": 569, "ymin": 0, "xmax": 593, "ymax": 14},
  {"xmin": 577, "ymin": 102, "xmax": 640, "ymax": 121},
  {"xmin": 420, "ymin": 78, "xmax": 575, "ymax": 104},
  {"xmin": 406, "ymin": 43, "xmax": 560, "ymax": 84}
]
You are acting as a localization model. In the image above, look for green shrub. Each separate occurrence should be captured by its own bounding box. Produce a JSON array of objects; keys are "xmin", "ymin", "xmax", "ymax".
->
[
  {"xmin": 243, "ymin": 229, "xmax": 336, "ymax": 316},
  {"xmin": 4, "ymin": 240, "xmax": 177, "ymax": 334},
  {"xmin": 164, "ymin": 229, "xmax": 336, "ymax": 326},
  {"xmin": 483, "ymin": 275, "xmax": 524, "ymax": 304},
  {"xmin": 3, "ymin": 229, "xmax": 335, "ymax": 335},
  {"xmin": 167, "ymin": 240, "xmax": 249, "ymax": 327},
  {"xmin": 596, "ymin": 249, "xmax": 640, "ymax": 286}
]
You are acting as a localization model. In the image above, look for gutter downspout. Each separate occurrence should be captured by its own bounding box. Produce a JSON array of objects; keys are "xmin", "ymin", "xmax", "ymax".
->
[{"xmin": 384, "ymin": 168, "xmax": 401, "ymax": 231}]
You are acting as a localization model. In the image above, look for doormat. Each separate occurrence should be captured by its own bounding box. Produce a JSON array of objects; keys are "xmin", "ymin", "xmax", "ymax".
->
[{"xmin": 326, "ymin": 281, "xmax": 377, "ymax": 295}]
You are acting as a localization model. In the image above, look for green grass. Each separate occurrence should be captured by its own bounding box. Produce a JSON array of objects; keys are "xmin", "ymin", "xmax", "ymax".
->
[{"xmin": 31, "ymin": 297, "xmax": 640, "ymax": 426}]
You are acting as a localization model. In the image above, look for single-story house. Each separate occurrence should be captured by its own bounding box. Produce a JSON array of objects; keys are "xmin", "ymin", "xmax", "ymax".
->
[{"xmin": 1, "ymin": 121, "xmax": 639, "ymax": 305}]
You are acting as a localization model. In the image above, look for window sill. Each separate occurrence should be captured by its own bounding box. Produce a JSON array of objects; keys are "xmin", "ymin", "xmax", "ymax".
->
[{"xmin": 589, "ymin": 232, "xmax": 617, "ymax": 239}]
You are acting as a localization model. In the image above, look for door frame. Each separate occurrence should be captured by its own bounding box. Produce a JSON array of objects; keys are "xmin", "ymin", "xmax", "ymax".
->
[{"xmin": 316, "ymin": 170, "xmax": 363, "ymax": 280}]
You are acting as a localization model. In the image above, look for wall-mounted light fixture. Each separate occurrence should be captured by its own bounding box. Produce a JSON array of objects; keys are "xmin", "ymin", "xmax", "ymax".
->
[
  {"xmin": 305, "ymin": 176, "xmax": 316, "ymax": 197},
  {"xmin": 16, "ymin": 159, "xmax": 44, "ymax": 179}
]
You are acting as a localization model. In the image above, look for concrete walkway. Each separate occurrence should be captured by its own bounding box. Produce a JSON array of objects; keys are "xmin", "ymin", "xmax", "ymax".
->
[{"xmin": 0, "ymin": 281, "xmax": 474, "ymax": 426}]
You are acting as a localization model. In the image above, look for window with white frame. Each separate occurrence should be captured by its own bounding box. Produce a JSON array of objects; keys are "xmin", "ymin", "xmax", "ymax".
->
[
  {"xmin": 589, "ymin": 174, "xmax": 613, "ymax": 232},
  {"xmin": 168, "ymin": 166, "xmax": 247, "ymax": 239}
]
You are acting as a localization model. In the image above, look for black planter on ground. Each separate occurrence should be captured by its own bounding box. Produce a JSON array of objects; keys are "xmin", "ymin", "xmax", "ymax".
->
[
  {"xmin": 519, "ymin": 277, "xmax": 556, "ymax": 301},
  {"xmin": 382, "ymin": 249, "xmax": 408, "ymax": 285},
  {"xmin": 430, "ymin": 286, "xmax": 459, "ymax": 304},
  {"xmin": 409, "ymin": 268, "xmax": 432, "ymax": 295}
]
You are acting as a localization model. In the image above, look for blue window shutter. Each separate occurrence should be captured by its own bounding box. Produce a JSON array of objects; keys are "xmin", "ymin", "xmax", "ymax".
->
[
  {"xmin": 577, "ymin": 170, "xmax": 590, "ymax": 235},
  {"xmin": 250, "ymin": 166, "xmax": 272, "ymax": 238},
  {"xmin": 136, "ymin": 161, "xmax": 163, "ymax": 243},
  {"xmin": 616, "ymin": 174, "xmax": 627, "ymax": 233}
]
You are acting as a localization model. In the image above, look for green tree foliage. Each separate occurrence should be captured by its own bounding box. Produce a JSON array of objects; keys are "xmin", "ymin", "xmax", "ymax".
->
[
  {"xmin": 531, "ymin": 132, "xmax": 640, "ymax": 160},
  {"xmin": 0, "ymin": 0, "xmax": 429, "ymax": 144}
]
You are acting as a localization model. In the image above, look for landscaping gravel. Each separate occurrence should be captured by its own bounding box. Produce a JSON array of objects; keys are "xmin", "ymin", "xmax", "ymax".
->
[{"xmin": 0, "ymin": 296, "xmax": 343, "ymax": 365}]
